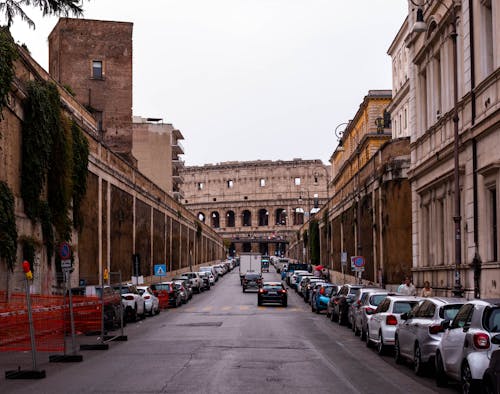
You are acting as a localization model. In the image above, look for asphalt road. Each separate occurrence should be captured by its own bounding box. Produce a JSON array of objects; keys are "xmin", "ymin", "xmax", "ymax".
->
[{"xmin": 0, "ymin": 266, "xmax": 460, "ymax": 393}]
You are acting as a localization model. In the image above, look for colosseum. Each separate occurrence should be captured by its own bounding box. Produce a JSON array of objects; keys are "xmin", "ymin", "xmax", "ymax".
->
[{"xmin": 180, "ymin": 159, "xmax": 329, "ymax": 256}]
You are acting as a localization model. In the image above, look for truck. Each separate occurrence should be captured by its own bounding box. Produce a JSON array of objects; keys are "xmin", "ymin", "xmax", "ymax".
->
[{"xmin": 239, "ymin": 252, "xmax": 262, "ymax": 284}]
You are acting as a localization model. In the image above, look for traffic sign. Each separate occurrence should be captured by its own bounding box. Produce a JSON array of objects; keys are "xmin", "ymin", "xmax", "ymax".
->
[
  {"xmin": 59, "ymin": 242, "xmax": 71, "ymax": 260},
  {"xmin": 351, "ymin": 256, "xmax": 365, "ymax": 268},
  {"xmin": 154, "ymin": 264, "xmax": 167, "ymax": 276},
  {"xmin": 61, "ymin": 259, "xmax": 72, "ymax": 269}
]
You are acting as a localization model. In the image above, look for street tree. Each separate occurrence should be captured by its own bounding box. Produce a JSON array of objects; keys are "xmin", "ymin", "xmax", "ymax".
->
[{"xmin": 0, "ymin": 0, "xmax": 83, "ymax": 28}]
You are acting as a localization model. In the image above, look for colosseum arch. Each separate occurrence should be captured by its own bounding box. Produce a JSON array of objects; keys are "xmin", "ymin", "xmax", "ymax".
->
[
  {"xmin": 226, "ymin": 210, "xmax": 235, "ymax": 227},
  {"xmin": 258, "ymin": 209, "xmax": 269, "ymax": 226},
  {"xmin": 242, "ymin": 210, "xmax": 252, "ymax": 226},
  {"xmin": 211, "ymin": 211, "xmax": 220, "ymax": 228},
  {"xmin": 197, "ymin": 212, "xmax": 205, "ymax": 223},
  {"xmin": 275, "ymin": 208, "xmax": 287, "ymax": 225}
]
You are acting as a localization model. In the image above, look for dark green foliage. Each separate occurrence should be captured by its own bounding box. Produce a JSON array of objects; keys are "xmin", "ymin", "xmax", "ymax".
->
[
  {"xmin": 0, "ymin": 0, "xmax": 83, "ymax": 28},
  {"xmin": 39, "ymin": 201, "xmax": 54, "ymax": 262},
  {"xmin": 48, "ymin": 113, "xmax": 73, "ymax": 241},
  {"xmin": 0, "ymin": 26, "xmax": 17, "ymax": 119},
  {"xmin": 309, "ymin": 220, "xmax": 320, "ymax": 264},
  {"xmin": 21, "ymin": 80, "xmax": 57, "ymax": 219},
  {"xmin": 71, "ymin": 120, "xmax": 89, "ymax": 231},
  {"xmin": 0, "ymin": 181, "xmax": 18, "ymax": 271}
]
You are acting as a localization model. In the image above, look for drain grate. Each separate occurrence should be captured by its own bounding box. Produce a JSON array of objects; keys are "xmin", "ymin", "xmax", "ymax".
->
[{"xmin": 177, "ymin": 322, "xmax": 223, "ymax": 327}]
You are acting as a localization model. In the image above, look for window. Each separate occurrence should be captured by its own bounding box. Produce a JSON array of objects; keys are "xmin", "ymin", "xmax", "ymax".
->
[
  {"xmin": 404, "ymin": 108, "xmax": 407, "ymax": 129},
  {"xmin": 227, "ymin": 180, "xmax": 234, "ymax": 188},
  {"xmin": 480, "ymin": 0, "xmax": 493, "ymax": 77},
  {"xmin": 294, "ymin": 177, "xmax": 301, "ymax": 186},
  {"xmin": 197, "ymin": 182, "xmax": 204, "ymax": 190},
  {"xmin": 92, "ymin": 60, "xmax": 103, "ymax": 79},
  {"xmin": 451, "ymin": 304, "xmax": 474, "ymax": 329},
  {"xmin": 491, "ymin": 188, "xmax": 498, "ymax": 261},
  {"xmin": 94, "ymin": 110, "xmax": 103, "ymax": 132},
  {"xmin": 260, "ymin": 178, "xmax": 265, "ymax": 187}
]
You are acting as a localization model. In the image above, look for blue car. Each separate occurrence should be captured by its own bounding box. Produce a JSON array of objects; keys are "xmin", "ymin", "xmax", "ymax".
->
[{"xmin": 312, "ymin": 283, "xmax": 339, "ymax": 314}]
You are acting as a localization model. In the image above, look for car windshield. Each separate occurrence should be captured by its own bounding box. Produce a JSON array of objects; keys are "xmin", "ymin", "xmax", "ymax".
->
[
  {"xmin": 393, "ymin": 301, "xmax": 418, "ymax": 314},
  {"xmin": 484, "ymin": 307, "xmax": 500, "ymax": 332},
  {"xmin": 370, "ymin": 294, "xmax": 388, "ymax": 306},
  {"xmin": 153, "ymin": 284, "xmax": 170, "ymax": 291},
  {"xmin": 137, "ymin": 288, "xmax": 145, "ymax": 296},
  {"xmin": 348, "ymin": 288, "xmax": 361, "ymax": 297},
  {"xmin": 439, "ymin": 304, "xmax": 462, "ymax": 321}
]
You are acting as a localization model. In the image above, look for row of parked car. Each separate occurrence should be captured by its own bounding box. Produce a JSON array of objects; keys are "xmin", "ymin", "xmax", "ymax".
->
[
  {"xmin": 73, "ymin": 259, "xmax": 238, "ymax": 331},
  {"xmin": 283, "ymin": 268, "xmax": 500, "ymax": 394}
]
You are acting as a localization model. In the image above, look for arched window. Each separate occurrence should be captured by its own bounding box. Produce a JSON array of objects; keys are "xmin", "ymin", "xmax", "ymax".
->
[
  {"xmin": 211, "ymin": 211, "xmax": 220, "ymax": 228},
  {"xmin": 275, "ymin": 208, "xmax": 287, "ymax": 225},
  {"xmin": 258, "ymin": 209, "xmax": 269, "ymax": 226},
  {"xmin": 294, "ymin": 207, "xmax": 304, "ymax": 225},
  {"xmin": 198, "ymin": 212, "xmax": 205, "ymax": 223},
  {"xmin": 242, "ymin": 210, "xmax": 251, "ymax": 226},
  {"xmin": 226, "ymin": 210, "xmax": 235, "ymax": 227}
]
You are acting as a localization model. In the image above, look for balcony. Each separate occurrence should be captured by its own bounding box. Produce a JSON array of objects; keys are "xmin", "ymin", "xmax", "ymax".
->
[
  {"xmin": 172, "ymin": 140, "xmax": 184, "ymax": 155},
  {"xmin": 172, "ymin": 157, "xmax": 185, "ymax": 168}
]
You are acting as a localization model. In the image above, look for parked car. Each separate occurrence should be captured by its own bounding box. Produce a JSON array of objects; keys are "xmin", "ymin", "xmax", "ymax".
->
[
  {"xmin": 435, "ymin": 299, "xmax": 500, "ymax": 392},
  {"xmin": 150, "ymin": 282, "xmax": 181, "ymax": 308},
  {"xmin": 183, "ymin": 272, "xmax": 203, "ymax": 293},
  {"xmin": 302, "ymin": 278, "xmax": 325, "ymax": 303},
  {"xmin": 483, "ymin": 349, "xmax": 500, "ymax": 394},
  {"xmin": 112, "ymin": 283, "xmax": 146, "ymax": 322},
  {"xmin": 290, "ymin": 270, "xmax": 310, "ymax": 289},
  {"xmin": 73, "ymin": 285, "xmax": 124, "ymax": 330},
  {"xmin": 295, "ymin": 273, "xmax": 315, "ymax": 296},
  {"xmin": 172, "ymin": 281, "xmax": 190, "ymax": 304},
  {"xmin": 258, "ymin": 281, "xmax": 287, "ymax": 307},
  {"xmin": 200, "ymin": 266, "xmax": 218, "ymax": 282},
  {"xmin": 136, "ymin": 285, "xmax": 160, "ymax": 316},
  {"xmin": 394, "ymin": 297, "xmax": 465, "ymax": 375},
  {"xmin": 197, "ymin": 271, "xmax": 212, "ymax": 290},
  {"xmin": 366, "ymin": 295, "xmax": 421, "ymax": 355},
  {"xmin": 329, "ymin": 284, "xmax": 366, "ymax": 326},
  {"xmin": 242, "ymin": 272, "xmax": 262, "ymax": 292},
  {"xmin": 312, "ymin": 283, "xmax": 340, "ymax": 314},
  {"xmin": 173, "ymin": 276, "xmax": 193, "ymax": 300},
  {"xmin": 353, "ymin": 289, "xmax": 395, "ymax": 341},
  {"xmin": 348, "ymin": 287, "xmax": 383, "ymax": 332}
]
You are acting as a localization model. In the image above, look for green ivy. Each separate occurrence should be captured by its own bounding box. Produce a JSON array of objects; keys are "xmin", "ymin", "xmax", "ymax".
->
[
  {"xmin": 48, "ymin": 113, "xmax": 73, "ymax": 241},
  {"xmin": 21, "ymin": 81, "xmax": 56, "ymax": 219},
  {"xmin": 20, "ymin": 235, "xmax": 39, "ymax": 272},
  {"xmin": 309, "ymin": 220, "xmax": 320, "ymax": 264},
  {"xmin": 71, "ymin": 120, "xmax": 89, "ymax": 231},
  {"xmin": 0, "ymin": 26, "xmax": 18, "ymax": 119},
  {"xmin": 0, "ymin": 181, "xmax": 18, "ymax": 271}
]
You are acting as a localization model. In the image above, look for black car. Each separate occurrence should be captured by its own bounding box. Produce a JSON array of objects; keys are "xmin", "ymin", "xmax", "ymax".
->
[
  {"xmin": 329, "ymin": 284, "xmax": 365, "ymax": 326},
  {"xmin": 242, "ymin": 272, "xmax": 262, "ymax": 292},
  {"xmin": 258, "ymin": 282, "xmax": 287, "ymax": 307}
]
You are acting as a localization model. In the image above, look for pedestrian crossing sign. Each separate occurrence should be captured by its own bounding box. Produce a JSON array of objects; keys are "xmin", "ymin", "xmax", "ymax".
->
[{"xmin": 154, "ymin": 264, "xmax": 167, "ymax": 276}]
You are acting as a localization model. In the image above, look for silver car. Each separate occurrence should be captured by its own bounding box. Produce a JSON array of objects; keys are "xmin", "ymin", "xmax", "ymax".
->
[
  {"xmin": 352, "ymin": 289, "xmax": 394, "ymax": 340},
  {"xmin": 366, "ymin": 295, "xmax": 422, "ymax": 355},
  {"xmin": 394, "ymin": 297, "xmax": 465, "ymax": 376},
  {"xmin": 348, "ymin": 287, "xmax": 384, "ymax": 334},
  {"xmin": 435, "ymin": 299, "xmax": 500, "ymax": 393}
]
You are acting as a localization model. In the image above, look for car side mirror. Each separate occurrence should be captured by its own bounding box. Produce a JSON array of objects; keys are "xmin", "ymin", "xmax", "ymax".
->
[
  {"xmin": 442, "ymin": 320, "xmax": 451, "ymax": 330},
  {"xmin": 462, "ymin": 322, "xmax": 471, "ymax": 332},
  {"xmin": 400, "ymin": 312, "xmax": 408, "ymax": 321}
]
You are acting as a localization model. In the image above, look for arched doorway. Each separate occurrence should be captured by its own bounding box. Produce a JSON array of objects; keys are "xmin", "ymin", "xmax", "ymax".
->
[
  {"xmin": 211, "ymin": 211, "xmax": 220, "ymax": 228},
  {"xmin": 258, "ymin": 209, "xmax": 269, "ymax": 226},
  {"xmin": 226, "ymin": 210, "xmax": 235, "ymax": 227},
  {"xmin": 275, "ymin": 208, "xmax": 287, "ymax": 225},
  {"xmin": 242, "ymin": 210, "xmax": 251, "ymax": 226}
]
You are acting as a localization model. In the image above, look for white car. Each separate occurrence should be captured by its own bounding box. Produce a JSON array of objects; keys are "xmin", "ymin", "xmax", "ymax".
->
[
  {"xmin": 366, "ymin": 295, "xmax": 421, "ymax": 355},
  {"xmin": 136, "ymin": 286, "xmax": 160, "ymax": 316},
  {"xmin": 113, "ymin": 284, "xmax": 146, "ymax": 322},
  {"xmin": 435, "ymin": 299, "xmax": 500, "ymax": 392}
]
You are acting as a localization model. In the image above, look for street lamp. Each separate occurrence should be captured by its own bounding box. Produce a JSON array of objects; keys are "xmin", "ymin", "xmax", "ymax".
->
[
  {"xmin": 410, "ymin": 0, "xmax": 463, "ymax": 297},
  {"xmin": 334, "ymin": 122, "xmax": 349, "ymax": 146}
]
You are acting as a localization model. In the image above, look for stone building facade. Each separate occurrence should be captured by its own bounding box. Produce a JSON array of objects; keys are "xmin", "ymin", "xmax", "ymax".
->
[
  {"xmin": 407, "ymin": 0, "xmax": 500, "ymax": 298},
  {"xmin": 289, "ymin": 91, "xmax": 412, "ymax": 288},
  {"xmin": 180, "ymin": 159, "xmax": 329, "ymax": 256},
  {"xmin": 49, "ymin": 18, "xmax": 134, "ymax": 160},
  {"xmin": 132, "ymin": 116, "xmax": 185, "ymax": 199},
  {"xmin": 0, "ymin": 34, "xmax": 223, "ymax": 296}
]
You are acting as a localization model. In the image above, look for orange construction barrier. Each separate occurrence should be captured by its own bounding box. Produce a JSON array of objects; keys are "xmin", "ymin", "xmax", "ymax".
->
[{"xmin": 0, "ymin": 291, "xmax": 102, "ymax": 352}]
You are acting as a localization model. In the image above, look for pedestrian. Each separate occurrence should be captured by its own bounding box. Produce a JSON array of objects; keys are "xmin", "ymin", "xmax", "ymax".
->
[
  {"xmin": 399, "ymin": 276, "xmax": 417, "ymax": 296},
  {"xmin": 420, "ymin": 281, "xmax": 433, "ymax": 297}
]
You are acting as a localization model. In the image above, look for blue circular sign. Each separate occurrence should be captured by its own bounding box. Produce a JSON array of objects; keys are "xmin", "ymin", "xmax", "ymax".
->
[
  {"xmin": 59, "ymin": 242, "xmax": 71, "ymax": 260},
  {"xmin": 353, "ymin": 256, "xmax": 365, "ymax": 267}
]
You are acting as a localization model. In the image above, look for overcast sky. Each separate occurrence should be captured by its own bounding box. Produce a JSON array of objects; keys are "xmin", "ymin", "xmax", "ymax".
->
[{"xmin": 8, "ymin": 0, "xmax": 408, "ymax": 166}]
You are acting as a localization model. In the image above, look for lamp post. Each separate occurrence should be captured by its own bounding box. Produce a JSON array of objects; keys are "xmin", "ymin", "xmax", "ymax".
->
[{"xmin": 411, "ymin": 0, "xmax": 463, "ymax": 297}]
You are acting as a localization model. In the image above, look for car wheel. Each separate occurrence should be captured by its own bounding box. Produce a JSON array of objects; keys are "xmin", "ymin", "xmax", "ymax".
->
[
  {"xmin": 326, "ymin": 309, "xmax": 331, "ymax": 318},
  {"xmin": 435, "ymin": 351, "xmax": 448, "ymax": 387},
  {"xmin": 360, "ymin": 326, "xmax": 366, "ymax": 342},
  {"xmin": 365, "ymin": 329, "xmax": 372, "ymax": 348},
  {"xmin": 258, "ymin": 299, "xmax": 262, "ymax": 306},
  {"xmin": 377, "ymin": 332, "xmax": 385, "ymax": 355},
  {"xmin": 414, "ymin": 343, "xmax": 425, "ymax": 376},
  {"xmin": 282, "ymin": 300, "xmax": 287, "ymax": 307},
  {"xmin": 461, "ymin": 361, "xmax": 480, "ymax": 394},
  {"xmin": 353, "ymin": 321, "xmax": 359, "ymax": 336},
  {"xmin": 338, "ymin": 311, "xmax": 343, "ymax": 326},
  {"xmin": 394, "ymin": 337, "xmax": 403, "ymax": 364},
  {"xmin": 242, "ymin": 288, "xmax": 246, "ymax": 293}
]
